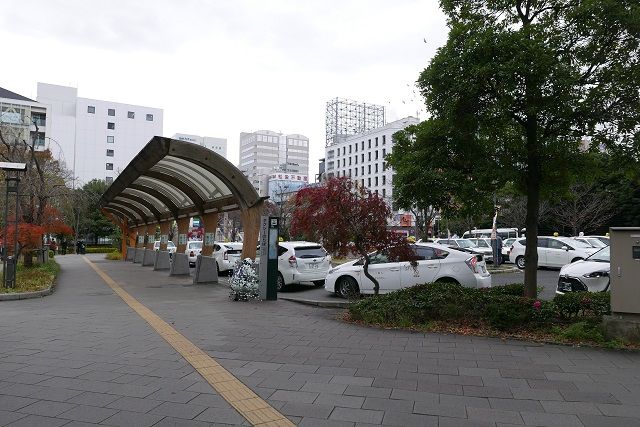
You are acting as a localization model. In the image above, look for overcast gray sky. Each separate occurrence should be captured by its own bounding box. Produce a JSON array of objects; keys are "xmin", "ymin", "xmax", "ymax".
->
[{"xmin": 0, "ymin": 0, "xmax": 447, "ymax": 178}]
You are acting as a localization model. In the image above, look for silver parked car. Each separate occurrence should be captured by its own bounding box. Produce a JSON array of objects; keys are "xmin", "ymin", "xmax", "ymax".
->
[{"xmin": 557, "ymin": 246, "xmax": 610, "ymax": 294}]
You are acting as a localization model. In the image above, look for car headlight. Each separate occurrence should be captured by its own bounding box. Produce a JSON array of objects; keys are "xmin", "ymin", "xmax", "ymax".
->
[{"xmin": 583, "ymin": 271, "xmax": 609, "ymax": 278}]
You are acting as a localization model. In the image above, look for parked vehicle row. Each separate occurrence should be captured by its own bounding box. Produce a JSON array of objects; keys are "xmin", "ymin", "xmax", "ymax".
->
[{"xmin": 509, "ymin": 236, "xmax": 600, "ymax": 269}]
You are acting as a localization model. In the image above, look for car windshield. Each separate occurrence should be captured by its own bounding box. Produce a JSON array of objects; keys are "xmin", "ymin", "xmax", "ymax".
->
[
  {"xmin": 504, "ymin": 238, "xmax": 515, "ymax": 246},
  {"xmin": 586, "ymin": 238, "xmax": 606, "ymax": 248},
  {"xmin": 456, "ymin": 239, "xmax": 477, "ymax": 249},
  {"xmin": 587, "ymin": 246, "xmax": 610, "ymax": 262},
  {"xmin": 188, "ymin": 241, "xmax": 202, "ymax": 249},
  {"xmin": 560, "ymin": 238, "xmax": 590, "ymax": 248},
  {"xmin": 167, "ymin": 242, "xmax": 176, "ymax": 248},
  {"xmin": 294, "ymin": 246, "xmax": 326, "ymax": 258}
]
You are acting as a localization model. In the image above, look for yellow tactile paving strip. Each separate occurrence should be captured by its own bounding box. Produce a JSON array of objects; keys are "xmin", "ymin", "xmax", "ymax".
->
[{"xmin": 83, "ymin": 256, "xmax": 295, "ymax": 427}]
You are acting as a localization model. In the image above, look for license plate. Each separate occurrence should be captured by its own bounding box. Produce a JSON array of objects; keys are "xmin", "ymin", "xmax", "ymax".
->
[{"xmin": 309, "ymin": 264, "xmax": 319, "ymax": 269}]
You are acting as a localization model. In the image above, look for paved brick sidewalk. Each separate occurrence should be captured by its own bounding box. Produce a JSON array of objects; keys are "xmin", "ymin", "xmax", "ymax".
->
[{"xmin": 2, "ymin": 255, "xmax": 640, "ymax": 426}]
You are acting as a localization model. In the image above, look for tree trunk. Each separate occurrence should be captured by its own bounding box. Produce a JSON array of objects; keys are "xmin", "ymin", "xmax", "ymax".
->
[
  {"xmin": 362, "ymin": 254, "xmax": 380, "ymax": 295},
  {"xmin": 524, "ymin": 115, "xmax": 540, "ymax": 298}
]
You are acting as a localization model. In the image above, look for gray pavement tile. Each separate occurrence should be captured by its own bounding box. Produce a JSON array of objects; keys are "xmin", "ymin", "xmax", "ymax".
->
[
  {"xmin": 317, "ymin": 367, "xmax": 357, "ymax": 376},
  {"xmin": 344, "ymin": 385, "xmax": 391, "ymax": 399},
  {"xmin": 150, "ymin": 401, "xmax": 207, "ymax": 420},
  {"xmin": 58, "ymin": 404, "xmax": 119, "ymax": 423},
  {"xmin": 298, "ymin": 417, "xmax": 354, "ymax": 427},
  {"xmin": 16, "ymin": 400, "xmax": 76, "ymax": 417},
  {"xmin": 459, "ymin": 367, "xmax": 501, "ymax": 378},
  {"xmin": 279, "ymin": 363, "xmax": 320, "ymax": 373},
  {"xmin": 463, "ymin": 385, "xmax": 513, "ymax": 399},
  {"xmin": 417, "ymin": 381, "xmax": 463, "ymax": 395},
  {"xmin": 315, "ymin": 393, "xmax": 365, "ymax": 409},
  {"xmin": 527, "ymin": 379, "xmax": 579, "ymax": 391},
  {"xmin": 151, "ymin": 416, "xmax": 212, "ymax": 427},
  {"xmin": 330, "ymin": 376, "xmax": 374, "ymax": 387},
  {"xmin": 0, "ymin": 383, "xmax": 45, "ymax": 397},
  {"xmin": 270, "ymin": 389, "xmax": 319, "ymax": 403},
  {"xmin": 106, "ymin": 383, "xmax": 159, "ymax": 398},
  {"xmin": 579, "ymin": 414, "xmax": 640, "ymax": 427},
  {"xmin": 67, "ymin": 391, "xmax": 120, "ymax": 407},
  {"xmin": 382, "ymin": 410, "xmax": 438, "ymax": 426},
  {"xmin": 101, "ymin": 410, "xmax": 164, "ymax": 426},
  {"xmin": 413, "ymin": 401, "xmax": 466, "ymax": 418},
  {"xmin": 106, "ymin": 396, "xmax": 163, "ymax": 413},
  {"xmin": 146, "ymin": 388, "xmax": 199, "ymax": 404},
  {"xmin": 76, "ymin": 371, "xmax": 123, "ymax": 382},
  {"xmin": 489, "ymin": 398, "xmax": 544, "ymax": 412},
  {"xmin": 509, "ymin": 387, "xmax": 563, "ymax": 401},
  {"xmin": 362, "ymin": 396, "xmax": 413, "ymax": 413},
  {"xmin": 257, "ymin": 377, "xmax": 306, "ymax": 391},
  {"xmin": 499, "ymin": 369, "xmax": 547, "ymax": 380},
  {"xmin": 3, "ymin": 414, "xmax": 69, "ymax": 427},
  {"xmin": 3, "ymin": 373, "xmax": 52, "ymax": 385},
  {"xmin": 0, "ymin": 395, "xmax": 36, "ymax": 411},
  {"xmin": 439, "ymin": 394, "xmax": 490, "ymax": 409},
  {"xmin": 330, "ymin": 407, "xmax": 384, "ymax": 424},
  {"xmin": 466, "ymin": 407, "xmax": 523, "ymax": 424},
  {"xmin": 194, "ymin": 407, "xmax": 246, "ymax": 424},
  {"xmin": 0, "ymin": 409, "xmax": 27, "ymax": 426},
  {"xmin": 301, "ymin": 382, "xmax": 348, "ymax": 394},
  {"xmin": 541, "ymin": 400, "xmax": 602, "ymax": 415},
  {"xmin": 27, "ymin": 387, "xmax": 84, "ymax": 402},
  {"xmin": 371, "ymin": 378, "xmax": 417, "ymax": 391},
  {"xmin": 560, "ymin": 390, "xmax": 620, "ymax": 404},
  {"xmin": 281, "ymin": 402, "xmax": 335, "ymax": 419},
  {"xmin": 438, "ymin": 417, "xmax": 495, "ymax": 427},
  {"xmin": 37, "ymin": 377, "xmax": 116, "ymax": 394},
  {"xmin": 108, "ymin": 374, "xmax": 157, "ymax": 385},
  {"xmin": 520, "ymin": 411, "xmax": 584, "ymax": 427}
]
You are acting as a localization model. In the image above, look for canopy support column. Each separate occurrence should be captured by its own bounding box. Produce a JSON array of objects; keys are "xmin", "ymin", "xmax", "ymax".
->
[
  {"xmin": 201, "ymin": 212, "xmax": 219, "ymax": 256},
  {"xmin": 158, "ymin": 221, "xmax": 172, "ymax": 250},
  {"xmin": 176, "ymin": 217, "xmax": 190, "ymax": 253},
  {"xmin": 241, "ymin": 202, "xmax": 262, "ymax": 260}
]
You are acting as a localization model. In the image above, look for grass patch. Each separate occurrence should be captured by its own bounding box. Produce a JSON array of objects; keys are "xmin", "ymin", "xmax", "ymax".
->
[
  {"xmin": 105, "ymin": 251, "xmax": 122, "ymax": 260},
  {"xmin": 0, "ymin": 260, "xmax": 59, "ymax": 294}
]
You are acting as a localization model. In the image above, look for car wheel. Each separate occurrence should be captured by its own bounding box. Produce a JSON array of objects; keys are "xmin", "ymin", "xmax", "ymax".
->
[
  {"xmin": 276, "ymin": 273, "xmax": 285, "ymax": 291},
  {"xmin": 515, "ymin": 256, "xmax": 525, "ymax": 270},
  {"xmin": 571, "ymin": 257, "xmax": 584, "ymax": 264},
  {"xmin": 337, "ymin": 276, "xmax": 359, "ymax": 299},
  {"xmin": 435, "ymin": 277, "xmax": 459, "ymax": 285}
]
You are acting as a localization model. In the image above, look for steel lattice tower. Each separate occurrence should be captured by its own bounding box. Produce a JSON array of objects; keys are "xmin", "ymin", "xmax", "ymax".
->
[{"xmin": 325, "ymin": 98, "xmax": 385, "ymax": 147}]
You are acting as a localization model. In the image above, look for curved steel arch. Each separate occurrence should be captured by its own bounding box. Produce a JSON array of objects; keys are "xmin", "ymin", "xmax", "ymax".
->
[
  {"xmin": 128, "ymin": 184, "xmax": 179, "ymax": 218},
  {"xmin": 144, "ymin": 170, "xmax": 204, "ymax": 214},
  {"xmin": 104, "ymin": 206, "xmax": 137, "ymax": 225},
  {"xmin": 116, "ymin": 193, "xmax": 164, "ymax": 223},
  {"xmin": 110, "ymin": 200, "xmax": 148, "ymax": 224}
]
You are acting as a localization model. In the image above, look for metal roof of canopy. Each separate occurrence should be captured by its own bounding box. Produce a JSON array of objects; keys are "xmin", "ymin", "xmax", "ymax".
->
[{"xmin": 100, "ymin": 137, "xmax": 262, "ymax": 227}]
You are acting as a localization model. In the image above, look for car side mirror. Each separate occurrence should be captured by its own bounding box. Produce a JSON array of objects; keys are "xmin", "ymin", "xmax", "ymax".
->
[{"xmin": 561, "ymin": 246, "xmax": 569, "ymax": 251}]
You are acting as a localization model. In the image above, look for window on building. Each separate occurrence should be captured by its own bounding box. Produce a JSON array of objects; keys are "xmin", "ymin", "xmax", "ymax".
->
[
  {"xmin": 106, "ymin": 176, "xmax": 113, "ymax": 185},
  {"xmin": 354, "ymin": 156, "xmax": 358, "ymax": 165},
  {"xmin": 127, "ymin": 111, "xmax": 135, "ymax": 119},
  {"xmin": 382, "ymin": 135, "xmax": 386, "ymax": 145},
  {"xmin": 361, "ymin": 166, "xmax": 364, "ymax": 174},
  {"xmin": 368, "ymin": 139, "xmax": 371, "ymax": 149},
  {"xmin": 107, "ymin": 136, "xmax": 114, "ymax": 143},
  {"xmin": 368, "ymin": 178, "xmax": 371, "ymax": 187},
  {"xmin": 107, "ymin": 122, "xmax": 115, "ymax": 130},
  {"xmin": 361, "ymin": 153, "xmax": 364, "ymax": 162},
  {"xmin": 382, "ymin": 175, "xmax": 386, "ymax": 185},
  {"xmin": 368, "ymin": 152, "xmax": 371, "ymax": 161},
  {"xmin": 361, "ymin": 141, "xmax": 364, "ymax": 150},
  {"xmin": 382, "ymin": 188, "xmax": 386, "ymax": 197},
  {"xmin": 375, "ymin": 137, "xmax": 378, "ymax": 147},
  {"xmin": 349, "ymin": 157, "xmax": 352, "ymax": 166},
  {"xmin": 383, "ymin": 162, "xmax": 387, "ymax": 171},
  {"xmin": 382, "ymin": 148, "xmax": 386, "ymax": 156},
  {"xmin": 87, "ymin": 106, "xmax": 95, "ymax": 114},
  {"xmin": 375, "ymin": 163, "xmax": 378, "ymax": 173},
  {"xmin": 368, "ymin": 165, "xmax": 371, "ymax": 174},
  {"xmin": 361, "ymin": 179, "xmax": 365, "ymax": 187},
  {"xmin": 375, "ymin": 177, "xmax": 379, "ymax": 186},
  {"xmin": 106, "ymin": 149, "xmax": 114, "ymax": 157},
  {"xmin": 354, "ymin": 168, "xmax": 358, "ymax": 177},
  {"xmin": 349, "ymin": 145, "xmax": 352, "ymax": 154},
  {"xmin": 106, "ymin": 163, "xmax": 114, "ymax": 170},
  {"xmin": 342, "ymin": 147, "xmax": 346, "ymax": 155},
  {"xmin": 354, "ymin": 143, "xmax": 358, "ymax": 152},
  {"xmin": 146, "ymin": 114, "xmax": 154, "ymax": 121},
  {"xmin": 375, "ymin": 150, "xmax": 379, "ymax": 160},
  {"xmin": 108, "ymin": 108, "xmax": 115, "ymax": 116}
]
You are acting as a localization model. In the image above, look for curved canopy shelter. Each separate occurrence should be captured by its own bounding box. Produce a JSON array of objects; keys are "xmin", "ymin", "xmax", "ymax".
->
[{"xmin": 100, "ymin": 136, "xmax": 264, "ymax": 259}]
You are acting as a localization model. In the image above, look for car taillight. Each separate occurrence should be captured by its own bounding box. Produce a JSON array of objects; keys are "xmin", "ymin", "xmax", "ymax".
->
[
  {"xmin": 288, "ymin": 255, "xmax": 297, "ymax": 267},
  {"xmin": 224, "ymin": 252, "xmax": 228, "ymax": 260},
  {"xmin": 465, "ymin": 256, "xmax": 478, "ymax": 273}
]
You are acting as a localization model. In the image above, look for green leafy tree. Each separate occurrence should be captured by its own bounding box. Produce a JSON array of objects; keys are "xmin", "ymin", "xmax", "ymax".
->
[{"xmin": 417, "ymin": 0, "xmax": 640, "ymax": 296}]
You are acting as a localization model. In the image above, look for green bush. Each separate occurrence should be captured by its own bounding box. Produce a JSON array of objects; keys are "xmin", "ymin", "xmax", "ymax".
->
[
  {"xmin": 554, "ymin": 321, "xmax": 605, "ymax": 343},
  {"xmin": 85, "ymin": 247, "xmax": 117, "ymax": 254},
  {"xmin": 105, "ymin": 251, "xmax": 122, "ymax": 260},
  {"xmin": 485, "ymin": 284, "xmax": 524, "ymax": 296},
  {"xmin": 48, "ymin": 250, "xmax": 55, "ymax": 258},
  {"xmin": 554, "ymin": 292, "xmax": 610, "ymax": 319}
]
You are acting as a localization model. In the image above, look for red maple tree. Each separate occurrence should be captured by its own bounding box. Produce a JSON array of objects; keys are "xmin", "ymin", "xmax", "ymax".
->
[{"xmin": 290, "ymin": 177, "xmax": 414, "ymax": 295}]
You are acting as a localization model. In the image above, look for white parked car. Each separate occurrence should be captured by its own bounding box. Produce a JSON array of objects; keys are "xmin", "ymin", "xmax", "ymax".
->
[
  {"xmin": 212, "ymin": 242, "xmax": 243, "ymax": 274},
  {"xmin": 510, "ymin": 236, "xmax": 599, "ymax": 270},
  {"xmin": 153, "ymin": 240, "xmax": 177, "ymax": 255},
  {"xmin": 467, "ymin": 238, "xmax": 495, "ymax": 263},
  {"xmin": 435, "ymin": 238, "xmax": 492, "ymax": 263},
  {"xmin": 325, "ymin": 242, "xmax": 491, "ymax": 298},
  {"xmin": 185, "ymin": 240, "xmax": 203, "ymax": 267},
  {"xmin": 502, "ymin": 238, "xmax": 516, "ymax": 262},
  {"xmin": 557, "ymin": 246, "xmax": 610, "ymax": 294},
  {"xmin": 276, "ymin": 241, "xmax": 332, "ymax": 291},
  {"xmin": 572, "ymin": 236, "xmax": 608, "ymax": 249}
]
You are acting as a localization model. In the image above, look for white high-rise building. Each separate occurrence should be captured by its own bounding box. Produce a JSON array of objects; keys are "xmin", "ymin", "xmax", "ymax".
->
[
  {"xmin": 172, "ymin": 133, "xmax": 227, "ymax": 158},
  {"xmin": 324, "ymin": 116, "xmax": 419, "ymax": 204},
  {"xmin": 37, "ymin": 83, "xmax": 163, "ymax": 186},
  {"xmin": 238, "ymin": 130, "xmax": 309, "ymax": 196}
]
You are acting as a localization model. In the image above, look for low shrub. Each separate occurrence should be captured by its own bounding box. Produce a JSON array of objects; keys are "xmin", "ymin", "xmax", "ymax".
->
[
  {"xmin": 554, "ymin": 292, "xmax": 610, "ymax": 320},
  {"xmin": 0, "ymin": 260, "xmax": 60, "ymax": 294},
  {"xmin": 553, "ymin": 320, "xmax": 605, "ymax": 343},
  {"xmin": 86, "ymin": 247, "xmax": 117, "ymax": 254},
  {"xmin": 485, "ymin": 284, "xmax": 524, "ymax": 296},
  {"xmin": 105, "ymin": 251, "xmax": 122, "ymax": 260},
  {"xmin": 48, "ymin": 250, "xmax": 55, "ymax": 258}
]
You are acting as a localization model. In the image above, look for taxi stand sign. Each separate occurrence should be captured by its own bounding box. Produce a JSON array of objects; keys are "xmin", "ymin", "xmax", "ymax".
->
[{"xmin": 259, "ymin": 216, "xmax": 279, "ymax": 300}]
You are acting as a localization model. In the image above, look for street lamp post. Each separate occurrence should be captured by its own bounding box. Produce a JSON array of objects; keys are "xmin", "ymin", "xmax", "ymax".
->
[{"xmin": 1, "ymin": 162, "xmax": 27, "ymax": 288}]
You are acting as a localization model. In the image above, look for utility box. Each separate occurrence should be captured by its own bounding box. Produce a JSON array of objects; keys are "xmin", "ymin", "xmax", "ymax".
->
[
  {"xmin": 258, "ymin": 216, "xmax": 279, "ymax": 301},
  {"xmin": 609, "ymin": 227, "xmax": 640, "ymax": 314}
]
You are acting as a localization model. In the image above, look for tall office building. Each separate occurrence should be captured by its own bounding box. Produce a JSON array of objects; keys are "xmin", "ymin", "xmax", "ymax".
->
[
  {"xmin": 324, "ymin": 116, "xmax": 419, "ymax": 203},
  {"xmin": 172, "ymin": 133, "xmax": 227, "ymax": 158},
  {"xmin": 0, "ymin": 87, "xmax": 48, "ymax": 150},
  {"xmin": 238, "ymin": 130, "xmax": 309, "ymax": 196},
  {"xmin": 37, "ymin": 83, "xmax": 163, "ymax": 186}
]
